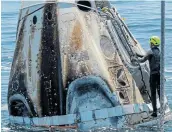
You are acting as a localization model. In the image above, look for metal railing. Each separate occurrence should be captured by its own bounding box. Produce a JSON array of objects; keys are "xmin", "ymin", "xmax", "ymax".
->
[{"xmin": 160, "ymin": 1, "xmax": 165, "ymax": 131}]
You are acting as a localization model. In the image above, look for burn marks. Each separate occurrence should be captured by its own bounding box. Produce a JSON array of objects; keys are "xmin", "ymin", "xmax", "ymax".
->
[
  {"xmin": 8, "ymin": 9, "xmax": 36, "ymax": 117},
  {"xmin": 40, "ymin": 3, "xmax": 63, "ymax": 116},
  {"xmin": 70, "ymin": 21, "xmax": 83, "ymax": 50}
]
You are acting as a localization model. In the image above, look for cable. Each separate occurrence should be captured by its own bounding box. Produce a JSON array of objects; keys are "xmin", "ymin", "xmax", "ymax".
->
[
  {"xmin": 106, "ymin": 9, "xmax": 151, "ymax": 101},
  {"xmin": 136, "ymin": 60, "xmax": 151, "ymax": 101},
  {"xmin": 19, "ymin": 5, "xmax": 45, "ymax": 22}
]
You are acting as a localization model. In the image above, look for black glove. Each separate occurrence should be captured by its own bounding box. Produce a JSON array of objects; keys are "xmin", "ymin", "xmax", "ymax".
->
[{"xmin": 131, "ymin": 56, "xmax": 138, "ymax": 62}]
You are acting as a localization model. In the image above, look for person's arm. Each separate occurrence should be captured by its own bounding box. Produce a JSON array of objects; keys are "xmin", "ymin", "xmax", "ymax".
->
[
  {"xmin": 136, "ymin": 52, "xmax": 144, "ymax": 58},
  {"xmin": 138, "ymin": 50, "xmax": 152, "ymax": 63}
]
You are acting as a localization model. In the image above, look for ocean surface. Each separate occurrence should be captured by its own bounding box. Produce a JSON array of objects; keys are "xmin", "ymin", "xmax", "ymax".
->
[{"xmin": 1, "ymin": 1, "xmax": 172, "ymax": 131}]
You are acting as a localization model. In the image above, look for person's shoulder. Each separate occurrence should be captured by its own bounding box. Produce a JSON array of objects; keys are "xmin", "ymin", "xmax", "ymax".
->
[
  {"xmin": 152, "ymin": 47, "xmax": 160, "ymax": 52},
  {"xmin": 147, "ymin": 49, "xmax": 153, "ymax": 55}
]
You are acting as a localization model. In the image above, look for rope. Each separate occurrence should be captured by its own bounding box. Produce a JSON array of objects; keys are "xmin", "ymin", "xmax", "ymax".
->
[
  {"xmin": 18, "ymin": 5, "xmax": 45, "ymax": 22},
  {"xmin": 137, "ymin": 61, "xmax": 151, "ymax": 101},
  {"xmin": 110, "ymin": 12, "xmax": 135, "ymax": 59},
  {"xmin": 105, "ymin": 9, "xmax": 151, "ymax": 101}
]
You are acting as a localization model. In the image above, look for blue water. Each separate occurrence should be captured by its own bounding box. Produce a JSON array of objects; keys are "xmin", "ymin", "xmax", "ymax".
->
[{"xmin": 1, "ymin": 1, "xmax": 172, "ymax": 131}]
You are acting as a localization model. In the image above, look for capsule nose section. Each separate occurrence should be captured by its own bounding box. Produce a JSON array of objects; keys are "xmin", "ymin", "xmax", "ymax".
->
[{"xmin": 66, "ymin": 75, "xmax": 120, "ymax": 130}]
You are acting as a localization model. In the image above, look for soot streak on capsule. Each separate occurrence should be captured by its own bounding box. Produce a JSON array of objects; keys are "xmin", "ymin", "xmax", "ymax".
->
[
  {"xmin": 40, "ymin": 3, "xmax": 63, "ymax": 116},
  {"xmin": 8, "ymin": 9, "xmax": 37, "ymax": 117}
]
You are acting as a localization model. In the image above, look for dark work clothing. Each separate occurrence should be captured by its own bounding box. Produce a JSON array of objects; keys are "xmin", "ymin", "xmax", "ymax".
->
[
  {"xmin": 149, "ymin": 47, "xmax": 160, "ymax": 75},
  {"xmin": 136, "ymin": 46, "xmax": 160, "ymax": 113},
  {"xmin": 150, "ymin": 73, "xmax": 160, "ymax": 113},
  {"xmin": 137, "ymin": 47, "xmax": 160, "ymax": 75}
]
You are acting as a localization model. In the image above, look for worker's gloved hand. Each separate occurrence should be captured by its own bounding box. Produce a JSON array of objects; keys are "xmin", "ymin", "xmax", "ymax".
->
[{"xmin": 131, "ymin": 56, "xmax": 138, "ymax": 62}]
